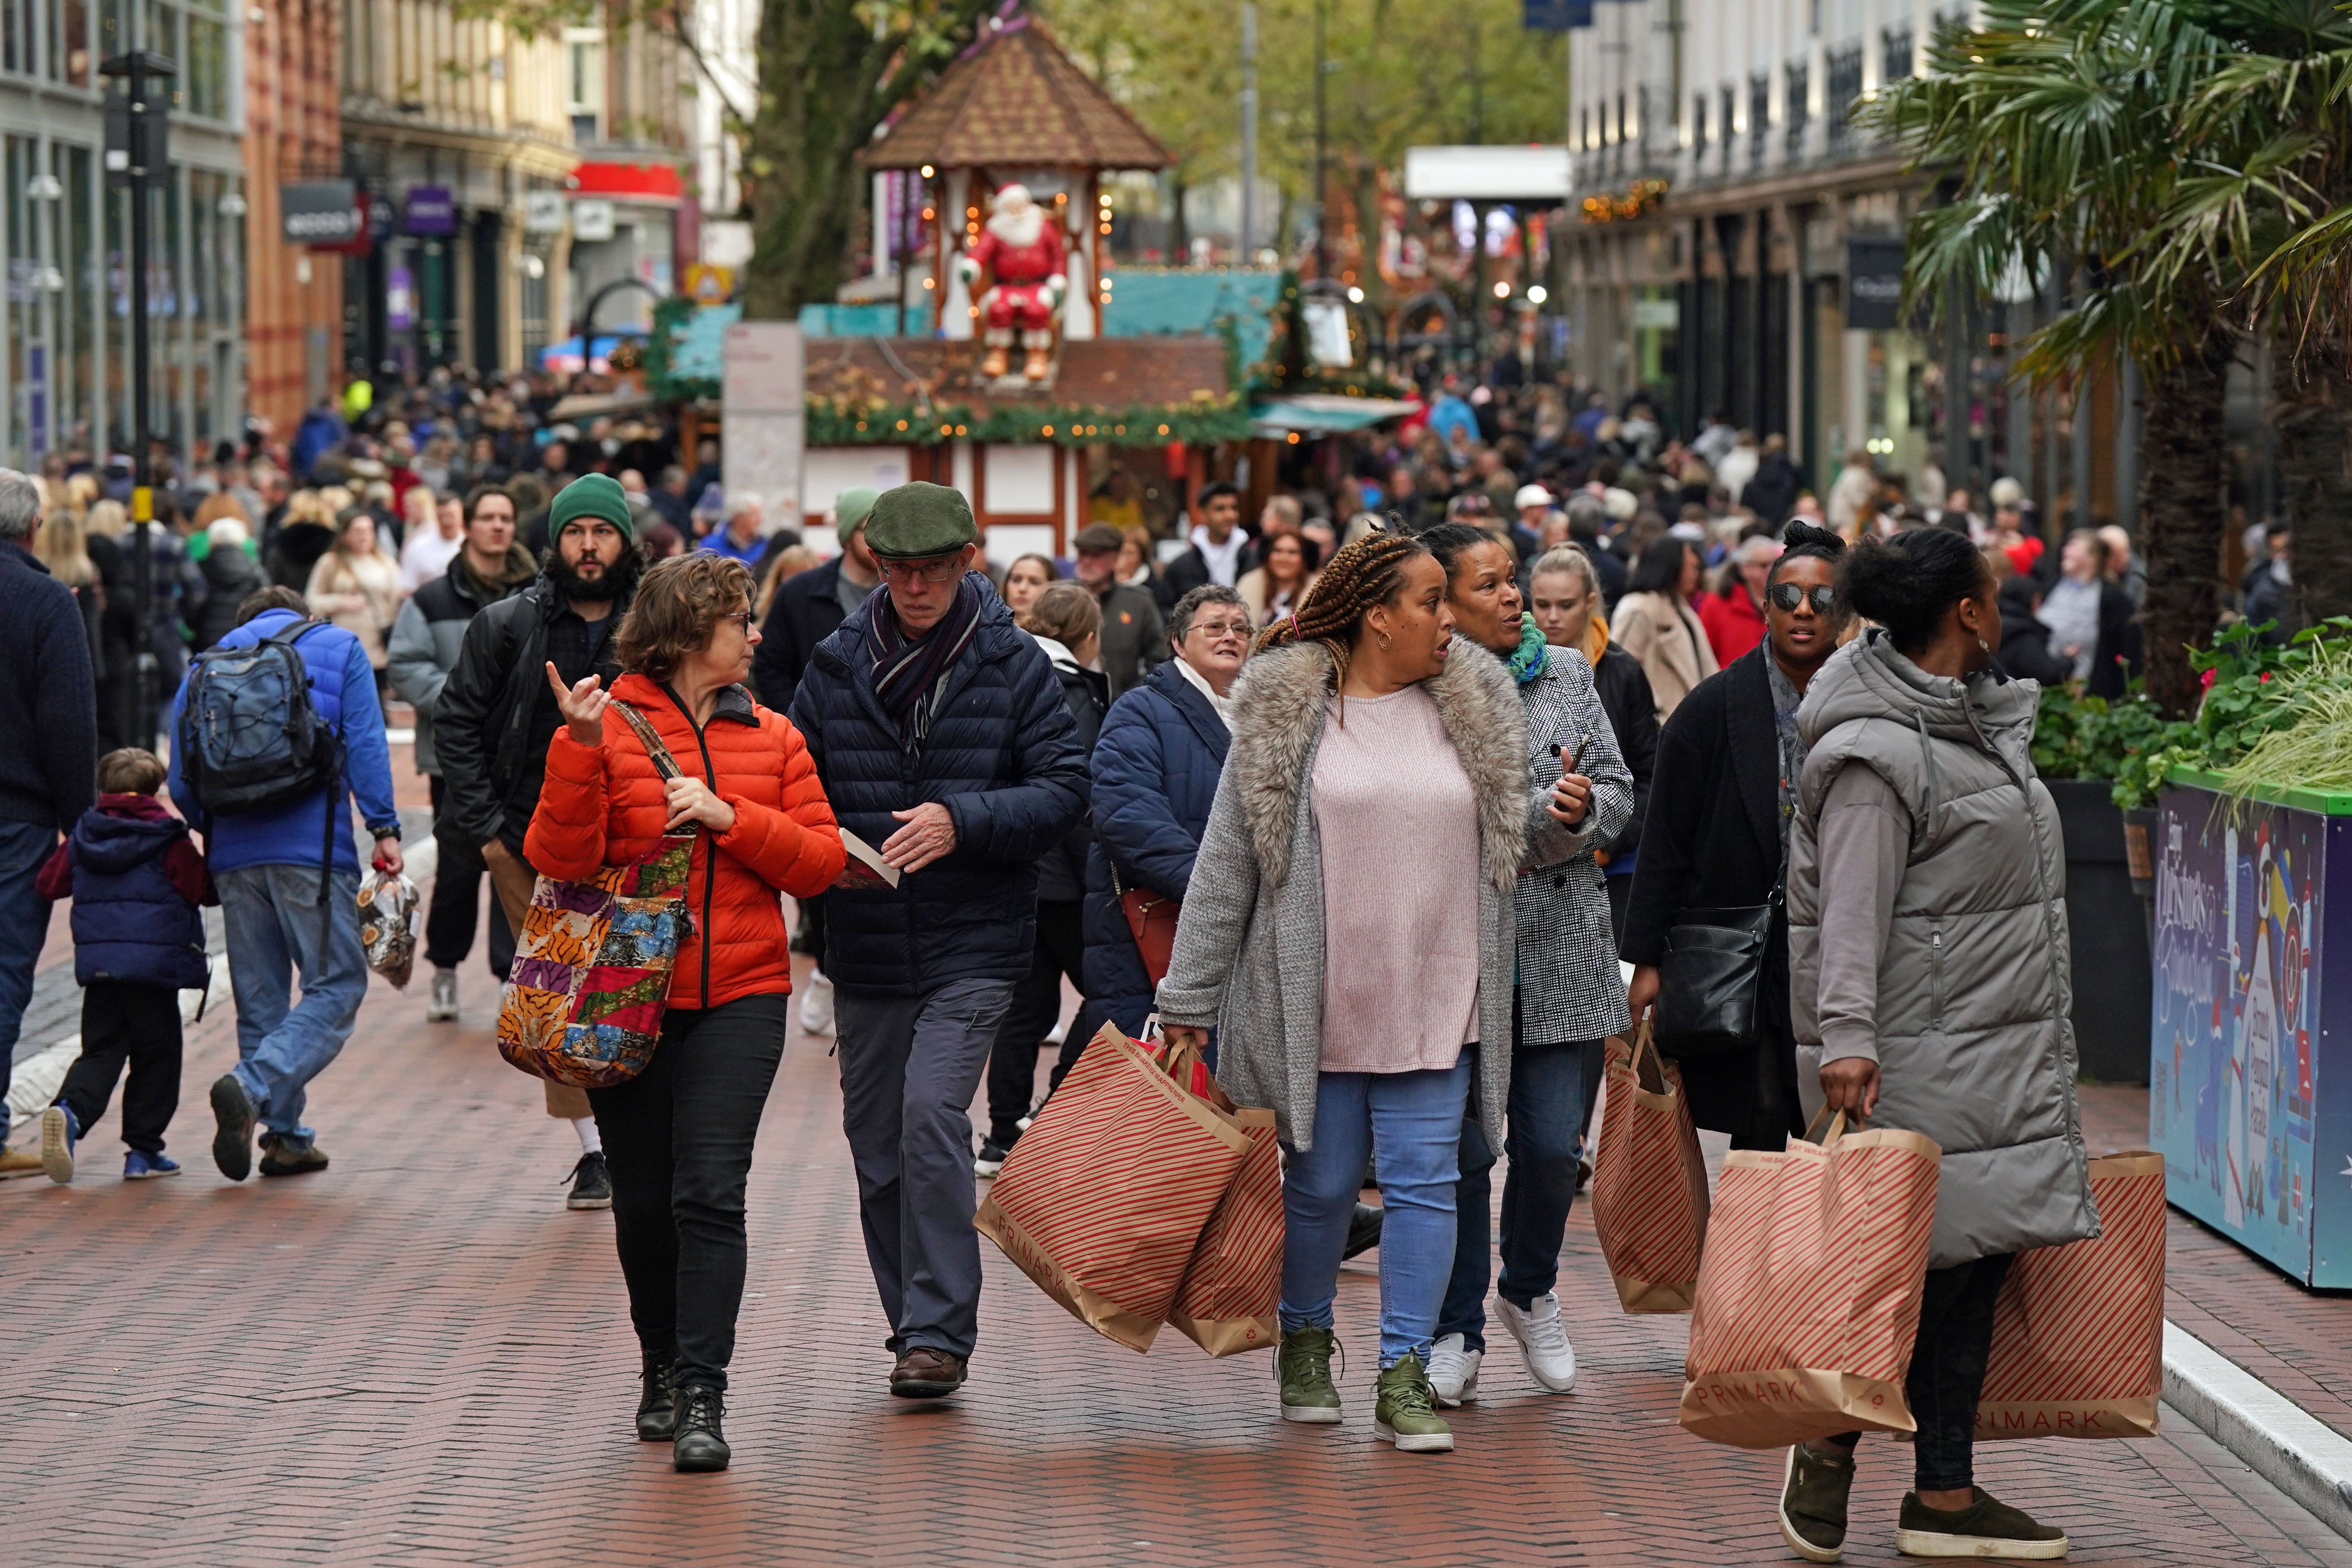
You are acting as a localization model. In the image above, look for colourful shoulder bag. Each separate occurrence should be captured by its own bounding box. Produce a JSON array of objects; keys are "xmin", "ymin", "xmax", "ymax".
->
[{"xmin": 495, "ymin": 702, "xmax": 697, "ymax": 1088}]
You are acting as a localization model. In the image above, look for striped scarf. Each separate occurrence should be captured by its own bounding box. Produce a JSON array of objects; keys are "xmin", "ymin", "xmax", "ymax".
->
[{"xmin": 867, "ymin": 571, "xmax": 985, "ymax": 741}]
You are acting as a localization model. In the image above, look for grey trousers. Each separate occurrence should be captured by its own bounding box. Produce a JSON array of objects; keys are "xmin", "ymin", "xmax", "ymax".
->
[{"xmin": 835, "ymin": 976, "xmax": 1016, "ymax": 1360}]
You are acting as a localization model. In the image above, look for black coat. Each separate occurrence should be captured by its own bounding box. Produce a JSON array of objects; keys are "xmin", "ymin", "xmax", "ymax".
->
[
  {"xmin": 193, "ymin": 545, "xmax": 265, "ymax": 652},
  {"xmin": 1163, "ymin": 537, "xmax": 1259, "ymax": 601},
  {"xmin": 1590, "ymin": 642, "xmax": 1657, "ymax": 863},
  {"xmin": 752, "ymin": 555, "xmax": 873, "ymax": 711},
  {"xmin": 1621, "ymin": 645, "xmax": 1802, "ymax": 1146},
  {"xmin": 1739, "ymin": 454, "xmax": 1802, "ymax": 526},
  {"xmin": 0, "ymin": 542, "xmax": 97, "ymax": 833},
  {"xmin": 1035, "ymin": 645, "xmax": 1108, "ymax": 903},
  {"xmin": 2086, "ymin": 580, "xmax": 2143, "ymax": 701},
  {"xmin": 1993, "ymin": 579, "xmax": 2073, "ymax": 686}
]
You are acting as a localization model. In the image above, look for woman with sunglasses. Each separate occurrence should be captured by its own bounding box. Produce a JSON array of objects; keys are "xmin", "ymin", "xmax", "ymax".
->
[{"xmin": 1623, "ymin": 520, "xmax": 1848, "ymax": 1149}]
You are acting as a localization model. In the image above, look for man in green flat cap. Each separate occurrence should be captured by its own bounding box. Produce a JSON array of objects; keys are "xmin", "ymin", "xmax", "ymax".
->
[
  {"xmin": 788, "ymin": 480, "xmax": 1088, "ymax": 1401},
  {"xmin": 432, "ymin": 470, "xmax": 644, "ymax": 1212}
]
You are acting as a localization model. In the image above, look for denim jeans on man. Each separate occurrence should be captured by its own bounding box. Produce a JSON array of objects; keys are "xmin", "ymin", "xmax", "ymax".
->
[
  {"xmin": 588, "ymin": 995, "xmax": 788, "ymax": 1392},
  {"xmin": 218, "ymin": 864, "xmax": 368, "ymax": 1147},
  {"xmin": 1279, "ymin": 1054, "xmax": 1473, "ymax": 1367},
  {"xmin": 835, "ymin": 976, "xmax": 1016, "ymax": 1360},
  {"xmin": 1437, "ymin": 1038, "xmax": 1592, "ymax": 1353},
  {"xmin": 0, "ymin": 819, "xmax": 58, "ymax": 1135},
  {"xmin": 1821, "ymin": 1253, "xmax": 2016, "ymax": 1490}
]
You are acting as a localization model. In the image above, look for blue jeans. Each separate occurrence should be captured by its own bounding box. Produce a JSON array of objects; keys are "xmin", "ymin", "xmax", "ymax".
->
[
  {"xmin": 1437, "ymin": 1039, "xmax": 1592, "ymax": 1353},
  {"xmin": 218, "ymin": 864, "xmax": 368, "ymax": 1146},
  {"xmin": 1278, "ymin": 1054, "xmax": 1473, "ymax": 1367},
  {"xmin": 0, "ymin": 819, "xmax": 59, "ymax": 1138}
]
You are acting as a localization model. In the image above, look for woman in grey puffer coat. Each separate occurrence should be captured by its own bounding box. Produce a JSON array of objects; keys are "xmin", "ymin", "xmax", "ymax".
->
[{"xmin": 1777, "ymin": 526, "xmax": 2093, "ymax": 1565}]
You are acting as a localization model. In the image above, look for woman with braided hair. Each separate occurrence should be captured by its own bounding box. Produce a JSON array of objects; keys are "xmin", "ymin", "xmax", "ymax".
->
[{"xmin": 1158, "ymin": 529, "xmax": 1529, "ymax": 1455}]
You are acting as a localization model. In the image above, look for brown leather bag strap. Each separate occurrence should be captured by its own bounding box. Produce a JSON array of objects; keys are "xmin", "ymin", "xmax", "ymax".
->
[{"xmin": 609, "ymin": 701, "xmax": 686, "ymax": 785}]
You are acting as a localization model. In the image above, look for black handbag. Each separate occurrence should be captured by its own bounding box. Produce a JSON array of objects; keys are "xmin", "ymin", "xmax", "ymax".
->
[{"xmin": 1654, "ymin": 898, "xmax": 1777, "ymax": 1057}]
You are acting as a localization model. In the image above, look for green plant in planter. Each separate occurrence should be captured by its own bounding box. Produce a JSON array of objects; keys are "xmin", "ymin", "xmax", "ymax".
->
[
  {"xmin": 2032, "ymin": 684, "xmax": 2167, "ymax": 783},
  {"xmin": 2108, "ymin": 618, "xmax": 2352, "ymax": 807}
]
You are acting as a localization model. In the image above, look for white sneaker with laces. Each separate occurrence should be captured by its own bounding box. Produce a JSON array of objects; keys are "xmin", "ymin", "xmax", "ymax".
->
[
  {"xmin": 426, "ymin": 967, "xmax": 459, "ymax": 1023},
  {"xmin": 1495, "ymin": 1291, "xmax": 1577, "ymax": 1392},
  {"xmin": 799, "ymin": 969, "xmax": 835, "ymax": 1035},
  {"xmin": 1426, "ymin": 1332, "xmax": 1481, "ymax": 1408}
]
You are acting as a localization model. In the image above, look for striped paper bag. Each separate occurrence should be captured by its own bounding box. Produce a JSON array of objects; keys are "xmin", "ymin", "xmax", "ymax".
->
[
  {"xmin": 1589, "ymin": 1021, "xmax": 1713, "ymax": 1313},
  {"xmin": 1167, "ymin": 1107, "xmax": 1283, "ymax": 1356},
  {"xmin": 1974, "ymin": 1150, "xmax": 2166, "ymax": 1441},
  {"xmin": 976, "ymin": 1022, "xmax": 1252, "ymax": 1353},
  {"xmin": 1679, "ymin": 1114, "xmax": 1941, "ymax": 1448}
]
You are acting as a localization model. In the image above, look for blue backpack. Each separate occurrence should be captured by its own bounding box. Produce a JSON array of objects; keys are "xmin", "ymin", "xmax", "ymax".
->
[{"xmin": 179, "ymin": 621, "xmax": 342, "ymax": 819}]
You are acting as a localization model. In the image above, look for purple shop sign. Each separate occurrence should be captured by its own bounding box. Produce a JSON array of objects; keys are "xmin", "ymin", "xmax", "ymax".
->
[
  {"xmin": 388, "ymin": 266, "xmax": 416, "ymax": 330},
  {"xmin": 403, "ymin": 185, "xmax": 456, "ymax": 237}
]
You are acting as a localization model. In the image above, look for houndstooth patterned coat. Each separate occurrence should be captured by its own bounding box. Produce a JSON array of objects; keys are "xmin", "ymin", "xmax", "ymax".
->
[{"xmin": 1513, "ymin": 645, "xmax": 1635, "ymax": 1046}]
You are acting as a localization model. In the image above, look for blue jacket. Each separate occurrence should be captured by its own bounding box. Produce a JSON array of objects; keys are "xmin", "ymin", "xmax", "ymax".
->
[
  {"xmin": 167, "ymin": 609, "xmax": 401, "ymax": 877},
  {"xmin": 63, "ymin": 806, "xmax": 210, "ymax": 990},
  {"xmin": 788, "ymin": 581, "xmax": 1088, "ymax": 994},
  {"xmin": 0, "ymin": 541, "xmax": 97, "ymax": 832},
  {"xmin": 1080, "ymin": 658, "xmax": 1229, "ymax": 1034}
]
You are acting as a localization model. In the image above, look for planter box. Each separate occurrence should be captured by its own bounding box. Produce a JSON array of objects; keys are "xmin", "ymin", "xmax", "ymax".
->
[
  {"xmin": 2148, "ymin": 770, "xmax": 2352, "ymax": 1286},
  {"xmin": 2049, "ymin": 780, "xmax": 2152, "ymax": 1085}
]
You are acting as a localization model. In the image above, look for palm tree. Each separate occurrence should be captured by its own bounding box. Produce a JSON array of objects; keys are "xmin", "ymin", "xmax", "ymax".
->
[{"xmin": 1864, "ymin": 0, "xmax": 2244, "ymax": 716}]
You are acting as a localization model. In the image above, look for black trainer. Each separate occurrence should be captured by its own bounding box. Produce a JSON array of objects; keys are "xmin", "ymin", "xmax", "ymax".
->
[
  {"xmin": 210, "ymin": 1074, "xmax": 256, "ymax": 1181},
  {"xmin": 636, "ymin": 1355, "xmax": 677, "ymax": 1442},
  {"xmin": 566, "ymin": 1151, "xmax": 613, "ymax": 1210},
  {"xmin": 672, "ymin": 1383, "xmax": 730, "ymax": 1472},
  {"xmin": 973, "ymin": 1138, "xmax": 1013, "ymax": 1178},
  {"xmin": 1778, "ymin": 1441, "xmax": 1856, "ymax": 1563},
  {"xmin": 257, "ymin": 1136, "xmax": 329, "ymax": 1177},
  {"xmin": 1895, "ymin": 1487, "xmax": 2068, "ymax": 1559}
]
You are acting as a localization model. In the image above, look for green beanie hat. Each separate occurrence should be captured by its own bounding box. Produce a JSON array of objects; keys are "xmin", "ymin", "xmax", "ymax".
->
[
  {"xmin": 548, "ymin": 473, "xmax": 635, "ymax": 541},
  {"xmin": 835, "ymin": 485, "xmax": 881, "ymax": 547}
]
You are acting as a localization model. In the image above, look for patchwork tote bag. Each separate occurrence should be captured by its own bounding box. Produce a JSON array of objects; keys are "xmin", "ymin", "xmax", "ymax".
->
[{"xmin": 495, "ymin": 702, "xmax": 697, "ymax": 1089}]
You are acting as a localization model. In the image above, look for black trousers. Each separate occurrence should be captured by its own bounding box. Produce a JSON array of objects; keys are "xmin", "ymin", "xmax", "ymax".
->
[
  {"xmin": 425, "ymin": 775, "xmax": 514, "ymax": 977},
  {"xmin": 56, "ymin": 981, "xmax": 183, "ymax": 1157},
  {"xmin": 587, "ymin": 994, "xmax": 788, "ymax": 1391},
  {"xmin": 1827, "ymin": 1252, "xmax": 2016, "ymax": 1491},
  {"xmin": 983, "ymin": 900, "xmax": 1085, "ymax": 1145}
]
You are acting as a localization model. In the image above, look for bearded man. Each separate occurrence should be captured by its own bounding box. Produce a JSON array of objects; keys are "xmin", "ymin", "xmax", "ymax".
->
[
  {"xmin": 432, "ymin": 473, "xmax": 644, "ymax": 1210},
  {"xmin": 956, "ymin": 183, "xmax": 1067, "ymax": 381}
]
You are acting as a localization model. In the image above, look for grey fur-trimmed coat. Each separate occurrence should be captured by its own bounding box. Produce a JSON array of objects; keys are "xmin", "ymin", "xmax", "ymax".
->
[{"xmin": 1155, "ymin": 637, "xmax": 1528, "ymax": 1152}]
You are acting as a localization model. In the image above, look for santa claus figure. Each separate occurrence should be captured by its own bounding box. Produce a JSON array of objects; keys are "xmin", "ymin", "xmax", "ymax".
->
[{"xmin": 957, "ymin": 183, "xmax": 1067, "ymax": 381}]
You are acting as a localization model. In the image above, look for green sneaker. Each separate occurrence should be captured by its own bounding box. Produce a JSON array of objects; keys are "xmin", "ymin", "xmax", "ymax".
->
[
  {"xmin": 1276, "ymin": 1326, "xmax": 1342, "ymax": 1424},
  {"xmin": 1372, "ymin": 1352, "xmax": 1454, "ymax": 1453},
  {"xmin": 1895, "ymin": 1488, "xmax": 2068, "ymax": 1559},
  {"xmin": 1778, "ymin": 1442, "xmax": 1855, "ymax": 1563}
]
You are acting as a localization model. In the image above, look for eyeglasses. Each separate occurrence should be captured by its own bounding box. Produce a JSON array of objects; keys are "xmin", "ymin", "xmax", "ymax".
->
[
  {"xmin": 1190, "ymin": 617, "xmax": 1253, "ymax": 642},
  {"xmin": 722, "ymin": 609, "xmax": 754, "ymax": 635},
  {"xmin": 879, "ymin": 556, "xmax": 965, "ymax": 585},
  {"xmin": 1768, "ymin": 582, "xmax": 1839, "ymax": 614}
]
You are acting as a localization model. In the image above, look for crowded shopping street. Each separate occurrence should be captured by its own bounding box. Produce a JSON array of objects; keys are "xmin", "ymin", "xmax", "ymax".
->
[{"xmin": 17, "ymin": 0, "xmax": 2352, "ymax": 1563}]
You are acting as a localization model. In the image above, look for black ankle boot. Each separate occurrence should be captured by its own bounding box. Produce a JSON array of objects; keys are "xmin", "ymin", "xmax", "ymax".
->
[
  {"xmin": 672, "ymin": 1383, "xmax": 730, "ymax": 1472},
  {"xmin": 635, "ymin": 1355, "xmax": 677, "ymax": 1442}
]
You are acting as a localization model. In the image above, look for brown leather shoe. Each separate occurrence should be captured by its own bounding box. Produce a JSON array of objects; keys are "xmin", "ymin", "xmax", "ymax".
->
[{"xmin": 889, "ymin": 1347, "xmax": 969, "ymax": 1399}]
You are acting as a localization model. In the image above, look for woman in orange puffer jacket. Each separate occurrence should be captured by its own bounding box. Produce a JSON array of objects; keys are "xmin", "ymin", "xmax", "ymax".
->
[{"xmin": 529, "ymin": 552, "xmax": 844, "ymax": 1475}]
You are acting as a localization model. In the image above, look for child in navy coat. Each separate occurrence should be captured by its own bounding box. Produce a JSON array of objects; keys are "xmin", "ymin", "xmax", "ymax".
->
[{"xmin": 35, "ymin": 748, "xmax": 216, "ymax": 1182}]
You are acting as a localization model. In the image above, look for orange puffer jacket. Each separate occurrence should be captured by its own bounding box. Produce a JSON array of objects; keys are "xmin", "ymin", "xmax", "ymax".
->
[{"xmin": 526, "ymin": 673, "xmax": 846, "ymax": 1010}]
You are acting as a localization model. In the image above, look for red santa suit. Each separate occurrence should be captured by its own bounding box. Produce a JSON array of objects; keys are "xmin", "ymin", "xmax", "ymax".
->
[{"xmin": 958, "ymin": 186, "xmax": 1067, "ymax": 345}]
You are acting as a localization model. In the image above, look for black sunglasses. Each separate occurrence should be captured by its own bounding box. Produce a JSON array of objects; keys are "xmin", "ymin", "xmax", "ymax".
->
[{"xmin": 1768, "ymin": 582, "xmax": 1839, "ymax": 614}]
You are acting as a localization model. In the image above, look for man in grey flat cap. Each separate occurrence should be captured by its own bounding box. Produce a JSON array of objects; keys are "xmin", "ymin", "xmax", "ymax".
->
[{"xmin": 788, "ymin": 482, "xmax": 1087, "ymax": 1400}]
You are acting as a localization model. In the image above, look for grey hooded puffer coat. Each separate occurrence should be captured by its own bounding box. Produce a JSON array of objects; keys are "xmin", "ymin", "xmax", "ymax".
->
[
  {"xmin": 1155, "ymin": 637, "xmax": 1529, "ymax": 1153},
  {"xmin": 1786, "ymin": 631, "xmax": 2099, "ymax": 1270}
]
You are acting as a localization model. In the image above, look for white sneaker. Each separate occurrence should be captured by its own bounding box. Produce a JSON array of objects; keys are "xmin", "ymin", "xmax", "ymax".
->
[
  {"xmin": 1494, "ymin": 1291, "xmax": 1577, "ymax": 1392},
  {"xmin": 798, "ymin": 970, "xmax": 835, "ymax": 1035},
  {"xmin": 1426, "ymin": 1332, "xmax": 1482, "ymax": 1407},
  {"xmin": 426, "ymin": 967, "xmax": 459, "ymax": 1023}
]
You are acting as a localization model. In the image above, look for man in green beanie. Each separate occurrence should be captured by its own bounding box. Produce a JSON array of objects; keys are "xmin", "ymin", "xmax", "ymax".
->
[{"xmin": 427, "ymin": 467, "xmax": 644, "ymax": 1214}]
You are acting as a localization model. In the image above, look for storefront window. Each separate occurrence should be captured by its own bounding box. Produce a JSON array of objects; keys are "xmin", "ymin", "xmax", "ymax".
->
[{"xmin": 185, "ymin": 13, "xmax": 225, "ymax": 119}]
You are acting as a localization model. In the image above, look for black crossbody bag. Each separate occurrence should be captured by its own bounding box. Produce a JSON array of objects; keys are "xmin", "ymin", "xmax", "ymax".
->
[{"xmin": 1654, "ymin": 892, "xmax": 1778, "ymax": 1058}]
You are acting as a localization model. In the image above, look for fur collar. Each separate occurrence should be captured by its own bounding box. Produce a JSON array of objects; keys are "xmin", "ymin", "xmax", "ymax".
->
[{"xmin": 1224, "ymin": 637, "xmax": 1528, "ymax": 891}]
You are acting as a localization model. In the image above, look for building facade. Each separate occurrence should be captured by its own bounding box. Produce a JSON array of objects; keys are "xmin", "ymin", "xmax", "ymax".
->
[
  {"xmin": 0, "ymin": 0, "xmax": 250, "ymax": 467},
  {"xmin": 1558, "ymin": 0, "xmax": 2137, "ymax": 526},
  {"xmin": 244, "ymin": 0, "xmax": 343, "ymax": 433}
]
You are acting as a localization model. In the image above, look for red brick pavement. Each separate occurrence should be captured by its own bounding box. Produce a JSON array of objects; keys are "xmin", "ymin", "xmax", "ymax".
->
[{"xmin": 6, "ymin": 956, "xmax": 2351, "ymax": 1568}]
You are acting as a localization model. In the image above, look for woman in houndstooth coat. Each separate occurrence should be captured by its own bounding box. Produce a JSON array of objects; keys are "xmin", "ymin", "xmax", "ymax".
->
[{"xmin": 1416, "ymin": 523, "xmax": 1634, "ymax": 1407}]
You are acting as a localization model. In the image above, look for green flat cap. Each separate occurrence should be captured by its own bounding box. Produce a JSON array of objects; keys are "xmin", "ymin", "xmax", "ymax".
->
[
  {"xmin": 548, "ymin": 473, "xmax": 635, "ymax": 541},
  {"xmin": 864, "ymin": 480, "xmax": 976, "ymax": 559},
  {"xmin": 834, "ymin": 485, "xmax": 881, "ymax": 547}
]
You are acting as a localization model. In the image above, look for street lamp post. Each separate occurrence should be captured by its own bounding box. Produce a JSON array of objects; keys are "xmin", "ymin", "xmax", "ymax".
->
[
  {"xmin": 1313, "ymin": 0, "xmax": 1328, "ymax": 280},
  {"xmin": 100, "ymin": 49, "xmax": 174, "ymax": 750},
  {"xmin": 1240, "ymin": 1, "xmax": 1258, "ymax": 264}
]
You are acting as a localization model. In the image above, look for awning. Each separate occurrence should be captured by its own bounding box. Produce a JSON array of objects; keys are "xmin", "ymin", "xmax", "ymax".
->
[{"xmin": 1248, "ymin": 394, "xmax": 1421, "ymax": 437}]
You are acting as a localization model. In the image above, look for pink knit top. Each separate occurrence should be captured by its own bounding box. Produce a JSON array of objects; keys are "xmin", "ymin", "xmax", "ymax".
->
[{"xmin": 1310, "ymin": 685, "xmax": 1482, "ymax": 1072}]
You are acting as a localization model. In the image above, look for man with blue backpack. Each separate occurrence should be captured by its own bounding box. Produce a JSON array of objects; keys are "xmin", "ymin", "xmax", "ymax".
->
[{"xmin": 169, "ymin": 583, "xmax": 403, "ymax": 1181}]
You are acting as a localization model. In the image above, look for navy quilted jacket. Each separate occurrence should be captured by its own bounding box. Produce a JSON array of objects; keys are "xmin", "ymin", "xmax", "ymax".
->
[
  {"xmin": 788, "ymin": 581, "xmax": 1088, "ymax": 993},
  {"xmin": 1079, "ymin": 659, "xmax": 1229, "ymax": 1035}
]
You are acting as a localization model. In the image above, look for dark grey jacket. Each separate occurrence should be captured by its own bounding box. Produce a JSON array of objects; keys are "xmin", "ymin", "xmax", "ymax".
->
[{"xmin": 384, "ymin": 545, "xmax": 537, "ymax": 774}]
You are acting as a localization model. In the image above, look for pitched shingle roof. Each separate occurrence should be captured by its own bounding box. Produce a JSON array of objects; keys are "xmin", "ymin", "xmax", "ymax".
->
[{"xmin": 863, "ymin": 20, "xmax": 1171, "ymax": 172}]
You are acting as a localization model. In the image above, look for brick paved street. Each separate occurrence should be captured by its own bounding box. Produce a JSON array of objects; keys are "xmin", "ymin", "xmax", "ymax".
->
[{"xmin": 6, "ymin": 923, "xmax": 2351, "ymax": 1568}]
